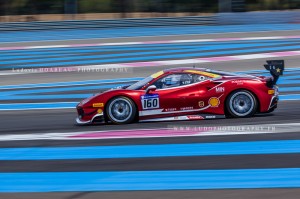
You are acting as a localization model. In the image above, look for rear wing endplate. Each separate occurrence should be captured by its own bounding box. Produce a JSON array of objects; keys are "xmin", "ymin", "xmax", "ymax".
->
[{"xmin": 264, "ymin": 60, "xmax": 284, "ymax": 85}]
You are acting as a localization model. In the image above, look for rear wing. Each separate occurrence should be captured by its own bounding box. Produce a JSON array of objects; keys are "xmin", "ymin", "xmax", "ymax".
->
[{"xmin": 264, "ymin": 60, "xmax": 284, "ymax": 86}]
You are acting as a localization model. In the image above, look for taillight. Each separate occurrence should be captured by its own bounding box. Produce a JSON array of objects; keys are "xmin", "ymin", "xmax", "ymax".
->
[{"xmin": 268, "ymin": 89, "xmax": 275, "ymax": 95}]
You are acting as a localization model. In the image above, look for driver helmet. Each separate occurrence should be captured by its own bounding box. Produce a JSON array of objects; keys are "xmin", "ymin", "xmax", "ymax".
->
[{"xmin": 165, "ymin": 75, "xmax": 180, "ymax": 86}]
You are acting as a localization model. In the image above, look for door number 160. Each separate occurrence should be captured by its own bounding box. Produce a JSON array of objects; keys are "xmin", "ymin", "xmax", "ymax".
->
[{"xmin": 142, "ymin": 98, "xmax": 159, "ymax": 109}]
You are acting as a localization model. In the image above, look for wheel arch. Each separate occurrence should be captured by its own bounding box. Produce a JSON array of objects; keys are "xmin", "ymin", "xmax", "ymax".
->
[
  {"xmin": 224, "ymin": 88, "xmax": 260, "ymax": 117},
  {"xmin": 104, "ymin": 95, "xmax": 139, "ymax": 123}
]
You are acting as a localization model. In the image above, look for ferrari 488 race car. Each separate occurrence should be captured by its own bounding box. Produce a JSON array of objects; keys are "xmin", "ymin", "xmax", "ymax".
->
[{"xmin": 76, "ymin": 60, "xmax": 284, "ymax": 125}]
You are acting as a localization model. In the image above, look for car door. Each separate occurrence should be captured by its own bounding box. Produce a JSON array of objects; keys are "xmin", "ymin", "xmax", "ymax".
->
[
  {"xmin": 139, "ymin": 73, "xmax": 197, "ymax": 118},
  {"xmin": 181, "ymin": 73, "xmax": 216, "ymax": 112},
  {"xmin": 181, "ymin": 79, "xmax": 212, "ymax": 113}
]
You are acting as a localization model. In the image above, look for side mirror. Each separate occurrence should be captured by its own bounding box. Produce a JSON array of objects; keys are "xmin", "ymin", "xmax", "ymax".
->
[{"xmin": 145, "ymin": 85, "xmax": 157, "ymax": 94}]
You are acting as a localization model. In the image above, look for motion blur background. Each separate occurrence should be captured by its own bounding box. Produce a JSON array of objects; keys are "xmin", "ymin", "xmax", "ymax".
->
[
  {"xmin": 1, "ymin": 0, "xmax": 300, "ymax": 21},
  {"xmin": 1, "ymin": 0, "xmax": 300, "ymax": 198}
]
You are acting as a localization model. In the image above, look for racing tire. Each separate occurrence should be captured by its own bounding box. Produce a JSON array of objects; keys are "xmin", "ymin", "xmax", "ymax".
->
[
  {"xmin": 106, "ymin": 96, "xmax": 137, "ymax": 124},
  {"xmin": 226, "ymin": 90, "xmax": 257, "ymax": 118}
]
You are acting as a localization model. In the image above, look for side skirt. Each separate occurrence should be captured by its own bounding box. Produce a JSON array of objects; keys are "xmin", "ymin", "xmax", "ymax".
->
[{"xmin": 139, "ymin": 114, "xmax": 226, "ymax": 122}]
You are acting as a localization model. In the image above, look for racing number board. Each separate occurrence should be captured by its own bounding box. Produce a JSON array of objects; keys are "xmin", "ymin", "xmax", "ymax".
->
[{"xmin": 141, "ymin": 94, "xmax": 160, "ymax": 110}]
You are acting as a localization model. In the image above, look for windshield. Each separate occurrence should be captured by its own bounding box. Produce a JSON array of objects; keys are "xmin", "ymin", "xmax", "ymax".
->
[
  {"xmin": 126, "ymin": 76, "xmax": 154, "ymax": 90},
  {"xmin": 126, "ymin": 70, "xmax": 164, "ymax": 90}
]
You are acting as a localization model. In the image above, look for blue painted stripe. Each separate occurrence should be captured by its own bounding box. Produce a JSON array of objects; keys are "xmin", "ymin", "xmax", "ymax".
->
[
  {"xmin": 0, "ymin": 168, "xmax": 299, "ymax": 192},
  {"xmin": 1, "ymin": 23, "xmax": 300, "ymax": 42},
  {"xmin": 280, "ymin": 87, "xmax": 300, "ymax": 92},
  {"xmin": 0, "ymin": 77, "xmax": 143, "ymax": 90},
  {"xmin": 0, "ymin": 84, "xmax": 125, "ymax": 96},
  {"xmin": 2, "ymin": 38, "xmax": 299, "ymax": 56},
  {"xmin": 4, "ymin": 44, "xmax": 300, "ymax": 69},
  {"xmin": 1, "ymin": 42, "xmax": 214, "ymax": 56},
  {"xmin": 0, "ymin": 140, "xmax": 299, "ymax": 160},
  {"xmin": 0, "ymin": 94, "xmax": 92, "ymax": 100},
  {"xmin": 280, "ymin": 94, "xmax": 300, "ymax": 100},
  {"xmin": 0, "ymin": 45, "xmax": 300, "ymax": 69},
  {"xmin": 1, "ymin": 45, "xmax": 199, "ymax": 59},
  {"xmin": 280, "ymin": 75, "xmax": 300, "ymax": 80},
  {"xmin": 4, "ymin": 38, "xmax": 294, "ymax": 54},
  {"xmin": 0, "ymin": 102, "xmax": 78, "ymax": 110},
  {"xmin": 1, "ymin": 41, "xmax": 295, "ymax": 65},
  {"xmin": 277, "ymin": 80, "xmax": 300, "ymax": 85}
]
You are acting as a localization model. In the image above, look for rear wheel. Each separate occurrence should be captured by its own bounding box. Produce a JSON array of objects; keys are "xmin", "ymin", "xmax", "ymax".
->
[
  {"xmin": 106, "ymin": 97, "xmax": 137, "ymax": 124},
  {"xmin": 226, "ymin": 90, "xmax": 257, "ymax": 118}
]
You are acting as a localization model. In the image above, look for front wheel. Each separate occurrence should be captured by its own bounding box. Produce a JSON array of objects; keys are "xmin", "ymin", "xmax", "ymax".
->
[
  {"xmin": 106, "ymin": 96, "xmax": 137, "ymax": 124},
  {"xmin": 226, "ymin": 90, "xmax": 257, "ymax": 118}
]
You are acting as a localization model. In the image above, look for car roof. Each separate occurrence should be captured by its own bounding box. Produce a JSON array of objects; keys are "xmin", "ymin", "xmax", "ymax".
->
[
  {"xmin": 163, "ymin": 67, "xmax": 207, "ymax": 73},
  {"xmin": 162, "ymin": 67, "xmax": 241, "ymax": 78}
]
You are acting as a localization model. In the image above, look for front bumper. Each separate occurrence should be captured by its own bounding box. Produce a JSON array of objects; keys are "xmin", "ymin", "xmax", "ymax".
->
[
  {"xmin": 76, "ymin": 105, "xmax": 105, "ymax": 125},
  {"xmin": 76, "ymin": 117, "xmax": 92, "ymax": 124},
  {"xmin": 75, "ymin": 113, "xmax": 105, "ymax": 125}
]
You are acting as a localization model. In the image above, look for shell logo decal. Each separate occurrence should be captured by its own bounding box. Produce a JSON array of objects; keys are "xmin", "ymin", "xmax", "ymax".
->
[{"xmin": 209, "ymin": 97, "xmax": 220, "ymax": 107}]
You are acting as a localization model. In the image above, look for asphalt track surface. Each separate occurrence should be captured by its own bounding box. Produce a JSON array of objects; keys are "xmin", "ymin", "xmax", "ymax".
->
[{"xmin": 1, "ymin": 28, "xmax": 300, "ymax": 198}]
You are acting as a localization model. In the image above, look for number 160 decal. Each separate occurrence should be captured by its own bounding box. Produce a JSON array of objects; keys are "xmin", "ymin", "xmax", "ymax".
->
[{"xmin": 141, "ymin": 94, "xmax": 160, "ymax": 110}]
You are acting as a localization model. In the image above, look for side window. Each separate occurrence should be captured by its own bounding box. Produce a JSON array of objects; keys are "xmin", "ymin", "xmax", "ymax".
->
[
  {"xmin": 152, "ymin": 73, "xmax": 208, "ymax": 89},
  {"xmin": 193, "ymin": 74, "xmax": 210, "ymax": 83},
  {"xmin": 152, "ymin": 74, "xmax": 182, "ymax": 89}
]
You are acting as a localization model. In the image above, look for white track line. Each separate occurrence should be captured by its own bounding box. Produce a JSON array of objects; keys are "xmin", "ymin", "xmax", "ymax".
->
[{"xmin": 0, "ymin": 123, "xmax": 299, "ymax": 141}]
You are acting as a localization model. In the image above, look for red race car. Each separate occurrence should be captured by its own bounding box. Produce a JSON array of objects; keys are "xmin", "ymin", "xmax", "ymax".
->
[{"xmin": 76, "ymin": 60, "xmax": 284, "ymax": 125}]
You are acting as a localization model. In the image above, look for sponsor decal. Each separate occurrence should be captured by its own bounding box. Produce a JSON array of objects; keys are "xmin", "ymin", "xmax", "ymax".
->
[
  {"xmin": 180, "ymin": 106, "xmax": 193, "ymax": 111},
  {"xmin": 216, "ymin": 87, "xmax": 225, "ymax": 93},
  {"xmin": 198, "ymin": 101, "xmax": 205, "ymax": 107},
  {"xmin": 209, "ymin": 97, "xmax": 220, "ymax": 107},
  {"xmin": 231, "ymin": 80, "xmax": 244, "ymax": 85},
  {"xmin": 141, "ymin": 94, "xmax": 160, "ymax": 110},
  {"xmin": 97, "ymin": 109, "xmax": 103, "ymax": 114},
  {"xmin": 165, "ymin": 108, "xmax": 177, "ymax": 112},
  {"xmin": 187, "ymin": 115, "xmax": 204, "ymax": 120},
  {"xmin": 205, "ymin": 115, "xmax": 216, "ymax": 119},
  {"xmin": 92, "ymin": 103, "xmax": 104, "ymax": 108}
]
